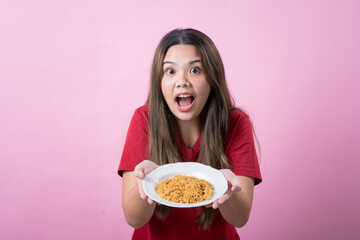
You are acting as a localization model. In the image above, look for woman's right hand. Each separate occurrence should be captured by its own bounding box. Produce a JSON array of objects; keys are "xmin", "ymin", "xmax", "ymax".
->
[{"xmin": 133, "ymin": 160, "xmax": 159, "ymax": 205}]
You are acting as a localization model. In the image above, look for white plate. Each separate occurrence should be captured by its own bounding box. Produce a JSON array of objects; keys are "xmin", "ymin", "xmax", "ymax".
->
[{"xmin": 142, "ymin": 162, "xmax": 228, "ymax": 208}]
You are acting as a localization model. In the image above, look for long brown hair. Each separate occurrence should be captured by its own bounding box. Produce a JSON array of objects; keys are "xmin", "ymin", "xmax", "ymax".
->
[{"xmin": 146, "ymin": 28, "xmax": 235, "ymax": 229}]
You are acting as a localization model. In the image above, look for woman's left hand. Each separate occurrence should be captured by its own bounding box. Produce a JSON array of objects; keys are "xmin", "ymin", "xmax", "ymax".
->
[{"xmin": 207, "ymin": 169, "xmax": 242, "ymax": 209}]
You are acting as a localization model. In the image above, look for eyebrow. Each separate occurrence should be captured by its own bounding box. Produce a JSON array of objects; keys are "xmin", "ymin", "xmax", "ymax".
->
[
  {"xmin": 162, "ymin": 59, "xmax": 201, "ymax": 65},
  {"xmin": 163, "ymin": 61, "xmax": 175, "ymax": 65},
  {"xmin": 189, "ymin": 59, "xmax": 201, "ymax": 65}
]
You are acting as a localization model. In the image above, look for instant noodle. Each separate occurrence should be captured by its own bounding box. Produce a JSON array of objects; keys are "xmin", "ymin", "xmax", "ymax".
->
[{"xmin": 155, "ymin": 175, "xmax": 213, "ymax": 203}]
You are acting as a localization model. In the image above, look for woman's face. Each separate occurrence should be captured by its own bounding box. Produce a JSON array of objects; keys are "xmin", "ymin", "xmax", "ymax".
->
[{"xmin": 161, "ymin": 44, "xmax": 211, "ymax": 125}]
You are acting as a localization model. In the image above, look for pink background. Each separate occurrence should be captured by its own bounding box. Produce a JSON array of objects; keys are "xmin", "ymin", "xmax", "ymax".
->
[{"xmin": 1, "ymin": 0, "xmax": 359, "ymax": 239}]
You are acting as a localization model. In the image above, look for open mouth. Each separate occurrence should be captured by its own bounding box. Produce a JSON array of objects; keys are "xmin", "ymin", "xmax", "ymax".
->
[{"xmin": 176, "ymin": 94, "xmax": 195, "ymax": 112}]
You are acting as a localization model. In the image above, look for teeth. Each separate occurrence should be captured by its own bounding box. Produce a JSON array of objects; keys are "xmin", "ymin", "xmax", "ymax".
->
[{"xmin": 178, "ymin": 94, "xmax": 192, "ymax": 98}]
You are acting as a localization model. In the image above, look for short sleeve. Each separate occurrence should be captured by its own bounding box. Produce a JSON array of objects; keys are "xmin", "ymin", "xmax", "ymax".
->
[
  {"xmin": 118, "ymin": 106, "xmax": 149, "ymax": 177},
  {"xmin": 225, "ymin": 110, "xmax": 262, "ymax": 185}
]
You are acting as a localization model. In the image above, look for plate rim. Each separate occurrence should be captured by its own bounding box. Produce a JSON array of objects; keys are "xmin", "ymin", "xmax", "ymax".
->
[{"xmin": 142, "ymin": 162, "xmax": 228, "ymax": 208}]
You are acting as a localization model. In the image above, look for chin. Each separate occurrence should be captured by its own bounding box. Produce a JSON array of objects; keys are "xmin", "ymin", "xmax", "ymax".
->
[{"xmin": 175, "ymin": 113, "xmax": 198, "ymax": 123}]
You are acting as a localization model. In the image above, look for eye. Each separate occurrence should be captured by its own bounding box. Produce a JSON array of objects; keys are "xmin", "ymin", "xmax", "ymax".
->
[
  {"xmin": 190, "ymin": 67, "xmax": 201, "ymax": 74},
  {"xmin": 165, "ymin": 68, "xmax": 175, "ymax": 75}
]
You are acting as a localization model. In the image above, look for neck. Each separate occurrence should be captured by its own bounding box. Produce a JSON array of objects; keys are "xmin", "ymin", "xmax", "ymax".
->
[{"xmin": 177, "ymin": 118, "xmax": 201, "ymax": 148}]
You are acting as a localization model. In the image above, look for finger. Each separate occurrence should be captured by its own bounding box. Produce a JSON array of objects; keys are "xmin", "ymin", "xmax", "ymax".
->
[
  {"xmin": 218, "ymin": 192, "xmax": 231, "ymax": 205},
  {"xmin": 143, "ymin": 163, "xmax": 158, "ymax": 175},
  {"xmin": 134, "ymin": 170, "xmax": 145, "ymax": 179},
  {"xmin": 148, "ymin": 198, "xmax": 159, "ymax": 205},
  {"xmin": 134, "ymin": 165, "xmax": 144, "ymax": 177},
  {"xmin": 137, "ymin": 179, "xmax": 147, "ymax": 199},
  {"xmin": 143, "ymin": 166, "xmax": 154, "ymax": 176},
  {"xmin": 230, "ymin": 179, "xmax": 242, "ymax": 192},
  {"xmin": 204, "ymin": 203, "xmax": 212, "ymax": 208},
  {"xmin": 139, "ymin": 188, "xmax": 146, "ymax": 199},
  {"xmin": 134, "ymin": 160, "xmax": 151, "ymax": 178},
  {"xmin": 212, "ymin": 200, "xmax": 220, "ymax": 209},
  {"xmin": 231, "ymin": 184, "xmax": 241, "ymax": 192},
  {"xmin": 219, "ymin": 169, "xmax": 233, "ymax": 181}
]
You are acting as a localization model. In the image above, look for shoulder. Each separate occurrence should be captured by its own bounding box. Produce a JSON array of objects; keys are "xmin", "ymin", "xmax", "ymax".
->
[
  {"xmin": 129, "ymin": 105, "xmax": 149, "ymax": 131},
  {"xmin": 134, "ymin": 105, "xmax": 149, "ymax": 116},
  {"xmin": 229, "ymin": 108, "xmax": 250, "ymax": 125},
  {"xmin": 132, "ymin": 105, "xmax": 149, "ymax": 121},
  {"xmin": 226, "ymin": 108, "xmax": 253, "ymax": 142}
]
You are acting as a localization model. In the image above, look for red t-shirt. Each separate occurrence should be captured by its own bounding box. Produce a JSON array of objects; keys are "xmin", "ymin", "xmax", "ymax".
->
[{"xmin": 118, "ymin": 105, "xmax": 262, "ymax": 240}]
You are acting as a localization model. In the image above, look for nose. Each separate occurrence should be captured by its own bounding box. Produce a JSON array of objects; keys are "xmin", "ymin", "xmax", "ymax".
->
[{"xmin": 176, "ymin": 72, "xmax": 189, "ymax": 88}]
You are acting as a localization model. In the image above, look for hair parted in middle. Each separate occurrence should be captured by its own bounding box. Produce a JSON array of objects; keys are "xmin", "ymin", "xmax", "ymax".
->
[{"xmin": 146, "ymin": 28, "xmax": 236, "ymax": 229}]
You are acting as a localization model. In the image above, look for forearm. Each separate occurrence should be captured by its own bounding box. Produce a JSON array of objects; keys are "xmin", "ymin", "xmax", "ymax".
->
[
  {"xmin": 219, "ymin": 190, "xmax": 252, "ymax": 228},
  {"xmin": 218, "ymin": 175, "xmax": 255, "ymax": 228},
  {"xmin": 122, "ymin": 172, "xmax": 156, "ymax": 228}
]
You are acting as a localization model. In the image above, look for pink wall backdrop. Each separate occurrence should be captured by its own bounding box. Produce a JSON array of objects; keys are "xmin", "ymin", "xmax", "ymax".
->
[{"xmin": 1, "ymin": 0, "xmax": 359, "ymax": 239}]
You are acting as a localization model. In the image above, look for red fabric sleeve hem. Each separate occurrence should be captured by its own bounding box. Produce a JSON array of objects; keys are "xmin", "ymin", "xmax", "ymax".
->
[
  {"xmin": 232, "ymin": 169, "xmax": 262, "ymax": 185},
  {"xmin": 117, "ymin": 168, "xmax": 134, "ymax": 177}
]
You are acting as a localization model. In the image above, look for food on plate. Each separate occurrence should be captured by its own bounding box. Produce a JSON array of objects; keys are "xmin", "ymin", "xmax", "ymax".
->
[{"xmin": 155, "ymin": 175, "xmax": 213, "ymax": 203}]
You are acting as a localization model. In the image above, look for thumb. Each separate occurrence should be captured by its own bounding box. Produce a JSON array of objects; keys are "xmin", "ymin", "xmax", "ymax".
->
[
  {"xmin": 230, "ymin": 178, "xmax": 241, "ymax": 192},
  {"xmin": 134, "ymin": 168, "xmax": 145, "ymax": 179}
]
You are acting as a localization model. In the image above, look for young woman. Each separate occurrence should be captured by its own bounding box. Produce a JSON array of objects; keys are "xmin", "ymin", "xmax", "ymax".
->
[{"xmin": 118, "ymin": 28, "xmax": 262, "ymax": 240}]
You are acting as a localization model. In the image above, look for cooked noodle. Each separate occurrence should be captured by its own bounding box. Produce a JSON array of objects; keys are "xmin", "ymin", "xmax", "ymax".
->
[{"xmin": 155, "ymin": 175, "xmax": 213, "ymax": 203}]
